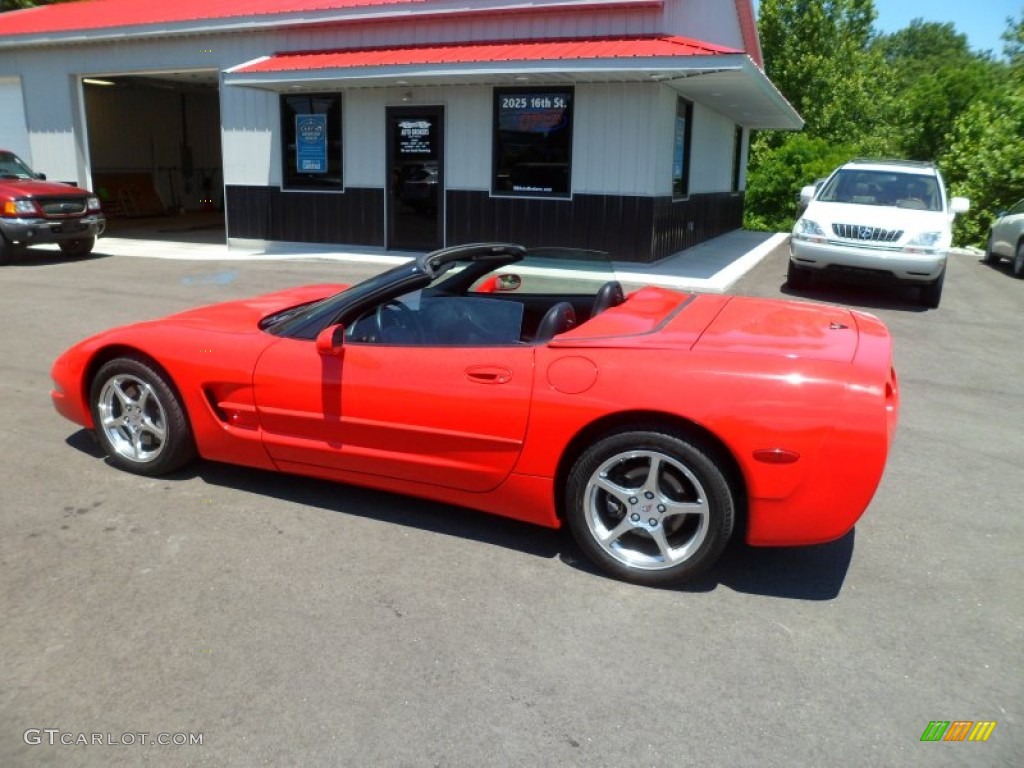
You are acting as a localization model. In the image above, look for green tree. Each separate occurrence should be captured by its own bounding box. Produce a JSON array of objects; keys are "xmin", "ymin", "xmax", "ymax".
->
[
  {"xmin": 756, "ymin": 0, "xmax": 893, "ymax": 143},
  {"xmin": 744, "ymin": 134, "xmax": 859, "ymax": 232},
  {"xmin": 940, "ymin": 14, "xmax": 1024, "ymax": 246},
  {"xmin": 874, "ymin": 20, "xmax": 1000, "ymax": 160}
]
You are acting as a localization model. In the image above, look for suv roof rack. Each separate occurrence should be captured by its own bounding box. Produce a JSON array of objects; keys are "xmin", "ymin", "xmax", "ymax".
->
[{"xmin": 847, "ymin": 158, "xmax": 936, "ymax": 169}]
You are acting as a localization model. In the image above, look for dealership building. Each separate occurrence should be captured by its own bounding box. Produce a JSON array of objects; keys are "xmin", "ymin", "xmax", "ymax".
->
[{"xmin": 0, "ymin": 0, "xmax": 800, "ymax": 262}]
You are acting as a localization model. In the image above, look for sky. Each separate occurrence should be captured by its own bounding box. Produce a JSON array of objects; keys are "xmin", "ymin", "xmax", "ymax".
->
[{"xmin": 752, "ymin": 0, "xmax": 1022, "ymax": 56}]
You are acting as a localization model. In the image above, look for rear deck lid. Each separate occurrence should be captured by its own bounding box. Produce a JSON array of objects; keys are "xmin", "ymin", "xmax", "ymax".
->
[{"xmin": 693, "ymin": 296, "xmax": 859, "ymax": 362}]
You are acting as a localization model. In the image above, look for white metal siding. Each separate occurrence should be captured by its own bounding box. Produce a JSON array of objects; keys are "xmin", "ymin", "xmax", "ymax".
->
[
  {"xmin": 661, "ymin": 0, "xmax": 745, "ymax": 50},
  {"xmin": 688, "ymin": 101, "xmax": 736, "ymax": 194},
  {"xmin": 0, "ymin": 77, "xmax": 31, "ymax": 161}
]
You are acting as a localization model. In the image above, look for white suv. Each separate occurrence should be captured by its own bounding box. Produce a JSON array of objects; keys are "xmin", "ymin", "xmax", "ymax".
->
[{"xmin": 789, "ymin": 159, "xmax": 969, "ymax": 308}]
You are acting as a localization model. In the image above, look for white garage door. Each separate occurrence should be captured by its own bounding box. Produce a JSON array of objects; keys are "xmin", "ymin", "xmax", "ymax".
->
[{"xmin": 0, "ymin": 77, "xmax": 32, "ymax": 162}]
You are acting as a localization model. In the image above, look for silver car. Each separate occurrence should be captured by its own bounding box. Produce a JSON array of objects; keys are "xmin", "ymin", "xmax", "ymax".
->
[{"xmin": 984, "ymin": 198, "xmax": 1024, "ymax": 278}]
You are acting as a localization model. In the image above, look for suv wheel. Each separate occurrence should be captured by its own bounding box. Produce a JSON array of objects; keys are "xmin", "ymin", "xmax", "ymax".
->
[
  {"xmin": 920, "ymin": 268, "xmax": 945, "ymax": 308},
  {"xmin": 787, "ymin": 260, "xmax": 812, "ymax": 290},
  {"xmin": 1013, "ymin": 242, "xmax": 1024, "ymax": 279},
  {"xmin": 983, "ymin": 234, "xmax": 1000, "ymax": 265}
]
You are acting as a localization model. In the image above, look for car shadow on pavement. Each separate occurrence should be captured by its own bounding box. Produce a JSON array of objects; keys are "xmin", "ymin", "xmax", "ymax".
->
[
  {"xmin": 779, "ymin": 279, "xmax": 929, "ymax": 312},
  {"xmin": 191, "ymin": 460, "xmax": 563, "ymax": 561},
  {"xmin": 559, "ymin": 530, "xmax": 854, "ymax": 600},
  {"xmin": 5, "ymin": 249, "xmax": 110, "ymax": 267},
  {"xmin": 66, "ymin": 428, "xmax": 855, "ymax": 598}
]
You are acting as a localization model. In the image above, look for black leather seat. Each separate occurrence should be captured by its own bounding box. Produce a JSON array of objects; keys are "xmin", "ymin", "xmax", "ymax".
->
[
  {"xmin": 591, "ymin": 280, "xmax": 625, "ymax": 317},
  {"xmin": 533, "ymin": 301, "xmax": 576, "ymax": 343}
]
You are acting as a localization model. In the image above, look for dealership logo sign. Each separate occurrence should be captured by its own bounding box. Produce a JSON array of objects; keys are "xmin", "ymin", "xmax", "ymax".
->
[{"xmin": 920, "ymin": 721, "xmax": 997, "ymax": 742}]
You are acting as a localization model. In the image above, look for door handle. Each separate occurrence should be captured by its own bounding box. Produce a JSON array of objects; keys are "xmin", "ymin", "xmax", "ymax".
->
[{"xmin": 466, "ymin": 365, "xmax": 513, "ymax": 384}]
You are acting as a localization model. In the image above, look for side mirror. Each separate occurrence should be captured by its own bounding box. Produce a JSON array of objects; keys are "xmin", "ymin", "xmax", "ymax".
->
[
  {"xmin": 474, "ymin": 273, "xmax": 522, "ymax": 293},
  {"xmin": 315, "ymin": 323, "xmax": 346, "ymax": 356},
  {"xmin": 799, "ymin": 185, "xmax": 818, "ymax": 204},
  {"xmin": 950, "ymin": 197, "xmax": 970, "ymax": 215},
  {"xmin": 35, "ymin": 172, "xmax": 46, "ymax": 180}
]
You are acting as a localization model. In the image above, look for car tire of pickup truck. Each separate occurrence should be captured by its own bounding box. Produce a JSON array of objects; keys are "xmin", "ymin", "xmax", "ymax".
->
[
  {"xmin": 0, "ymin": 234, "xmax": 15, "ymax": 265},
  {"xmin": 58, "ymin": 237, "xmax": 95, "ymax": 258},
  {"xmin": 920, "ymin": 268, "xmax": 945, "ymax": 308}
]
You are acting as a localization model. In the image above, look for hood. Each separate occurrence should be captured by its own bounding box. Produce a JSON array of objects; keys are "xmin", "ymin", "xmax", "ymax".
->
[
  {"xmin": 1, "ymin": 178, "xmax": 94, "ymax": 197},
  {"xmin": 693, "ymin": 296, "xmax": 860, "ymax": 362},
  {"xmin": 164, "ymin": 284, "xmax": 345, "ymax": 333}
]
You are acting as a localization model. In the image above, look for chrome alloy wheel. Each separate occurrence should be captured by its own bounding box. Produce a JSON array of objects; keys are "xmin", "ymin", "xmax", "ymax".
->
[
  {"xmin": 96, "ymin": 373, "xmax": 169, "ymax": 464},
  {"xmin": 584, "ymin": 449, "xmax": 710, "ymax": 570}
]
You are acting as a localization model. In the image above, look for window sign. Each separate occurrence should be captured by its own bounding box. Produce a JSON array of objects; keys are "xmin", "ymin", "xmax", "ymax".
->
[
  {"xmin": 398, "ymin": 120, "xmax": 434, "ymax": 156},
  {"xmin": 493, "ymin": 87, "xmax": 573, "ymax": 198},
  {"xmin": 280, "ymin": 93, "xmax": 343, "ymax": 190},
  {"xmin": 295, "ymin": 114, "xmax": 328, "ymax": 173}
]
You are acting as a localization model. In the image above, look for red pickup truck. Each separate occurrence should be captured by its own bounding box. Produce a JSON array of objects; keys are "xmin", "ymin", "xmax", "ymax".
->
[{"xmin": 0, "ymin": 150, "xmax": 105, "ymax": 264}]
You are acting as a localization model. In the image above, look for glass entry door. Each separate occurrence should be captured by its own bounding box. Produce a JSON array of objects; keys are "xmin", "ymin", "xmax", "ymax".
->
[{"xmin": 386, "ymin": 106, "xmax": 444, "ymax": 251}]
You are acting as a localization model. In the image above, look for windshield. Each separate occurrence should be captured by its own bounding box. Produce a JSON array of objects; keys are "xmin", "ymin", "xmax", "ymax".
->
[
  {"xmin": 0, "ymin": 151, "xmax": 37, "ymax": 180},
  {"xmin": 818, "ymin": 169, "xmax": 942, "ymax": 211},
  {"xmin": 261, "ymin": 245, "xmax": 614, "ymax": 340}
]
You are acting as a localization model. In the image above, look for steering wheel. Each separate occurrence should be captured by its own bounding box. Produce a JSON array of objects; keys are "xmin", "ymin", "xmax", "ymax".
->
[{"xmin": 374, "ymin": 300, "xmax": 424, "ymax": 344}]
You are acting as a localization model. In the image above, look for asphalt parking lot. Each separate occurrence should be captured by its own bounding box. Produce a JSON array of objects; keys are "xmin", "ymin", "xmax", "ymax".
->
[{"xmin": 1, "ymin": 240, "xmax": 1020, "ymax": 767}]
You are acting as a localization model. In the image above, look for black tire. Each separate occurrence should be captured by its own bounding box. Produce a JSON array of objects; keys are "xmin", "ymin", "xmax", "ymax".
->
[
  {"xmin": 1013, "ymin": 242, "xmax": 1024, "ymax": 279},
  {"xmin": 787, "ymin": 260, "xmax": 812, "ymax": 290},
  {"xmin": 920, "ymin": 268, "xmax": 945, "ymax": 308},
  {"xmin": 0, "ymin": 235, "xmax": 16, "ymax": 265},
  {"xmin": 59, "ymin": 236, "xmax": 95, "ymax": 257},
  {"xmin": 565, "ymin": 428, "xmax": 736, "ymax": 587},
  {"xmin": 983, "ymin": 234, "xmax": 1000, "ymax": 265},
  {"xmin": 89, "ymin": 356, "xmax": 196, "ymax": 476}
]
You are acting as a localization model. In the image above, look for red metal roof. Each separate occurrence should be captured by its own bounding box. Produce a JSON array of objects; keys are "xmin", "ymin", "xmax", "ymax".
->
[
  {"xmin": 0, "ymin": 0, "xmax": 420, "ymax": 37},
  {"xmin": 234, "ymin": 35, "xmax": 741, "ymax": 74}
]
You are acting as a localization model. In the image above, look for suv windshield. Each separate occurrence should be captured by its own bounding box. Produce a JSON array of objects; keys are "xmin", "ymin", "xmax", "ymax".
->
[
  {"xmin": 818, "ymin": 169, "xmax": 941, "ymax": 212},
  {"xmin": 0, "ymin": 151, "xmax": 37, "ymax": 180}
]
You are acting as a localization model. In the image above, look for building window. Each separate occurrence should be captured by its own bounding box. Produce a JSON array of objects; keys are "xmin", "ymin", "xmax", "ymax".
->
[
  {"xmin": 280, "ymin": 93, "xmax": 343, "ymax": 190},
  {"xmin": 672, "ymin": 97, "xmax": 693, "ymax": 200},
  {"xmin": 493, "ymin": 87, "xmax": 573, "ymax": 198},
  {"xmin": 732, "ymin": 126, "xmax": 744, "ymax": 192}
]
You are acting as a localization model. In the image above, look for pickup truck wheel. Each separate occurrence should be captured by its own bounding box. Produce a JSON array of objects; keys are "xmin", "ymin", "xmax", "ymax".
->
[
  {"xmin": 59, "ymin": 237, "xmax": 95, "ymax": 257},
  {"xmin": 0, "ymin": 235, "xmax": 16, "ymax": 265}
]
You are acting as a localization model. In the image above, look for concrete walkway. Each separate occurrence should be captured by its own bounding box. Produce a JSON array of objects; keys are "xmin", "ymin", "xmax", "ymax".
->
[{"xmin": 87, "ymin": 227, "xmax": 788, "ymax": 293}]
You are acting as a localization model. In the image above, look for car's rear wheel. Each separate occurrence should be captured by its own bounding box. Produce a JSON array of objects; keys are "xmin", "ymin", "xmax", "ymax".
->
[
  {"xmin": 565, "ymin": 429, "xmax": 735, "ymax": 586},
  {"xmin": 1013, "ymin": 242, "xmax": 1024, "ymax": 279},
  {"xmin": 0, "ymin": 234, "xmax": 17, "ymax": 265},
  {"xmin": 90, "ymin": 357, "xmax": 196, "ymax": 476},
  {"xmin": 920, "ymin": 268, "xmax": 945, "ymax": 308},
  {"xmin": 787, "ymin": 260, "xmax": 812, "ymax": 290},
  {"xmin": 59, "ymin": 236, "xmax": 95, "ymax": 258}
]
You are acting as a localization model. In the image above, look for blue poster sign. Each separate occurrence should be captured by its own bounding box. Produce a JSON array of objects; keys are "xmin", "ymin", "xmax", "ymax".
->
[{"xmin": 295, "ymin": 114, "xmax": 327, "ymax": 173}]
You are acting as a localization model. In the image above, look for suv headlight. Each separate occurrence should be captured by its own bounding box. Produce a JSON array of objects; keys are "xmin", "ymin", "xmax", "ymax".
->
[
  {"xmin": 793, "ymin": 218, "xmax": 827, "ymax": 243},
  {"xmin": 904, "ymin": 231, "xmax": 943, "ymax": 253},
  {"xmin": 2, "ymin": 199, "xmax": 38, "ymax": 216}
]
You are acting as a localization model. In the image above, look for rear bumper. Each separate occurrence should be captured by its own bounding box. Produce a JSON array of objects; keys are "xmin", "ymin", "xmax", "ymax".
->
[
  {"xmin": 791, "ymin": 237, "xmax": 946, "ymax": 283},
  {"xmin": 0, "ymin": 214, "xmax": 105, "ymax": 245}
]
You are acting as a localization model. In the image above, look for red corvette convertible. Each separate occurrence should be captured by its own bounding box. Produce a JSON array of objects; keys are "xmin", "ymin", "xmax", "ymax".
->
[{"xmin": 51, "ymin": 243, "xmax": 899, "ymax": 586}]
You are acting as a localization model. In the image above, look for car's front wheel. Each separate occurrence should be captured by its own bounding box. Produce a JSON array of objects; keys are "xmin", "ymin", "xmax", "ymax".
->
[
  {"xmin": 565, "ymin": 429, "xmax": 736, "ymax": 586},
  {"xmin": 59, "ymin": 236, "xmax": 96, "ymax": 258},
  {"xmin": 90, "ymin": 357, "xmax": 196, "ymax": 476},
  {"xmin": 920, "ymin": 268, "xmax": 945, "ymax": 308},
  {"xmin": 1014, "ymin": 242, "xmax": 1024, "ymax": 279},
  {"xmin": 786, "ymin": 260, "xmax": 812, "ymax": 290}
]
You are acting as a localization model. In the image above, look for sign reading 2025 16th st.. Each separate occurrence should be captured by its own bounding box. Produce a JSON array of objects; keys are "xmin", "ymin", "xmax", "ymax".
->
[{"xmin": 295, "ymin": 114, "xmax": 328, "ymax": 173}]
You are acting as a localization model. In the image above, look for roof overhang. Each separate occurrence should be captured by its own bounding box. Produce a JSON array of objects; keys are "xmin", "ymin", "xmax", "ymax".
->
[{"xmin": 225, "ymin": 37, "xmax": 802, "ymax": 130}]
